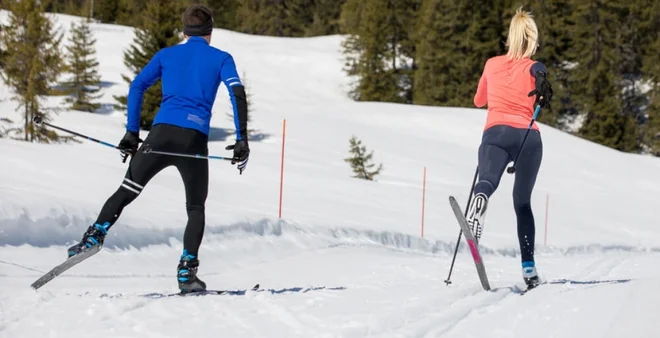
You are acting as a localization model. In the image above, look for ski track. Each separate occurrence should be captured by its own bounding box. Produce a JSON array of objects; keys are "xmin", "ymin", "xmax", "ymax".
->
[{"xmin": 1, "ymin": 238, "xmax": 658, "ymax": 337}]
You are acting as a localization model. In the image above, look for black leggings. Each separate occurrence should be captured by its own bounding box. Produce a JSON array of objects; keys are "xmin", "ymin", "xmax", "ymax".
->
[
  {"xmin": 94, "ymin": 123, "xmax": 209, "ymax": 256},
  {"xmin": 473, "ymin": 125, "xmax": 543, "ymax": 263}
]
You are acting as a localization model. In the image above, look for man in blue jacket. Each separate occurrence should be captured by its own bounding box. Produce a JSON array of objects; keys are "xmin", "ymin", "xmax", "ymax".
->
[{"xmin": 67, "ymin": 4, "xmax": 249, "ymax": 293}]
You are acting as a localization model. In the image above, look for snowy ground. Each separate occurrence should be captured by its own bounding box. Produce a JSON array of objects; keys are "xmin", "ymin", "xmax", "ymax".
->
[{"xmin": 1, "ymin": 12, "xmax": 660, "ymax": 338}]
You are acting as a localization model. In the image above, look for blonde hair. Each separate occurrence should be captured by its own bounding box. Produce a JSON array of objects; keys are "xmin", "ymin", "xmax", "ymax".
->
[{"xmin": 506, "ymin": 7, "xmax": 539, "ymax": 60}]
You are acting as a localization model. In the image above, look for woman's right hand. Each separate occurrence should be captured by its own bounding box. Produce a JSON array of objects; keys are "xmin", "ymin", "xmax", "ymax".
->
[{"xmin": 528, "ymin": 71, "xmax": 553, "ymax": 109}]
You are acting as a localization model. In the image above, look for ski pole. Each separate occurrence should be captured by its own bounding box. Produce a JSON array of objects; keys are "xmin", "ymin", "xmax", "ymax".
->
[
  {"xmin": 506, "ymin": 104, "xmax": 541, "ymax": 174},
  {"xmin": 32, "ymin": 115, "xmax": 118, "ymax": 149},
  {"xmin": 141, "ymin": 147, "xmax": 233, "ymax": 161},
  {"xmin": 444, "ymin": 166, "xmax": 479, "ymax": 285},
  {"xmin": 33, "ymin": 116, "xmax": 234, "ymax": 163}
]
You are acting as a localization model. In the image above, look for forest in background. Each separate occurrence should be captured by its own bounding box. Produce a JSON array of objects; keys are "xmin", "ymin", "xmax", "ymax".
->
[{"xmin": 0, "ymin": 0, "xmax": 658, "ymax": 156}]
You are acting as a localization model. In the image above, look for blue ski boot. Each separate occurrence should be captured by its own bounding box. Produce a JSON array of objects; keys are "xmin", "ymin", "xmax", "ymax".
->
[
  {"xmin": 522, "ymin": 261, "xmax": 540, "ymax": 288},
  {"xmin": 67, "ymin": 222, "xmax": 110, "ymax": 258},
  {"xmin": 177, "ymin": 250, "xmax": 206, "ymax": 293}
]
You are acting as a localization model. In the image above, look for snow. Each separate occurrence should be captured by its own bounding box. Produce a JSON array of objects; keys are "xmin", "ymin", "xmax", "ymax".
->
[{"xmin": 1, "ymin": 11, "xmax": 660, "ymax": 338}]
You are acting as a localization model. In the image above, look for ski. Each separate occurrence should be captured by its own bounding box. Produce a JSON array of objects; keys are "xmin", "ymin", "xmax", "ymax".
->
[
  {"xmin": 141, "ymin": 284, "xmax": 261, "ymax": 299},
  {"xmin": 30, "ymin": 245, "xmax": 102, "ymax": 290},
  {"xmin": 448, "ymin": 196, "xmax": 491, "ymax": 291}
]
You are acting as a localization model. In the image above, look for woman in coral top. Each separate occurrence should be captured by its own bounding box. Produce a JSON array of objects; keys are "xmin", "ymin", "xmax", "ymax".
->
[{"xmin": 468, "ymin": 7, "xmax": 553, "ymax": 289}]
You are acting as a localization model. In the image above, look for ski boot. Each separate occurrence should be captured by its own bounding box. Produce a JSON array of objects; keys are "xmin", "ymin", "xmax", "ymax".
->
[
  {"xmin": 67, "ymin": 222, "xmax": 110, "ymax": 258},
  {"xmin": 522, "ymin": 261, "xmax": 541, "ymax": 289},
  {"xmin": 177, "ymin": 250, "xmax": 206, "ymax": 293},
  {"xmin": 467, "ymin": 193, "xmax": 489, "ymax": 243}
]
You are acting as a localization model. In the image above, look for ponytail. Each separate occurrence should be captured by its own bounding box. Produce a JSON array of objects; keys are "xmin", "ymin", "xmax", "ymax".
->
[{"xmin": 506, "ymin": 7, "xmax": 539, "ymax": 60}]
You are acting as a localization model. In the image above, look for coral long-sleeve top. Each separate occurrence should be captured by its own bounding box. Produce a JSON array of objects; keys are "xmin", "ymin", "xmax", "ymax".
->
[{"xmin": 473, "ymin": 55, "xmax": 540, "ymax": 131}]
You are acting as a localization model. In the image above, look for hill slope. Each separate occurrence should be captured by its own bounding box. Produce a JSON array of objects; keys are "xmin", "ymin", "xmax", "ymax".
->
[{"xmin": 1, "ymin": 12, "xmax": 659, "ymax": 338}]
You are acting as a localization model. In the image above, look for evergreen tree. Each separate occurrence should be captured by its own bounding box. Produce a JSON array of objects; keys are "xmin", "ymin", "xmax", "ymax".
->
[
  {"xmin": 340, "ymin": 0, "xmax": 419, "ymax": 103},
  {"xmin": 200, "ymin": 0, "xmax": 239, "ymax": 30},
  {"xmin": 641, "ymin": 0, "xmax": 660, "ymax": 155},
  {"xmin": 616, "ymin": 0, "xmax": 648, "ymax": 149},
  {"xmin": 98, "ymin": 0, "xmax": 120, "ymax": 23},
  {"xmin": 0, "ymin": 0, "xmax": 66, "ymax": 142},
  {"xmin": 524, "ymin": 0, "xmax": 576, "ymax": 128},
  {"xmin": 305, "ymin": 0, "xmax": 346, "ymax": 36},
  {"xmin": 414, "ymin": 0, "xmax": 465, "ymax": 106},
  {"xmin": 233, "ymin": 0, "xmax": 345, "ymax": 37},
  {"xmin": 0, "ymin": 117, "xmax": 19, "ymax": 138},
  {"xmin": 236, "ymin": 0, "xmax": 305, "ymax": 37},
  {"xmin": 116, "ymin": 0, "xmax": 147, "ymax": 27},
  {"xmin": 645, "ymin": 95, "xmax": 660, "ymax": 156},
  {"xmin": 570, "ymin": 0, "xmax": 637, "ymax": 152},
  {"xmin": 344, "ymin": 135, "xmax": 383, "ymax": 181},
  {"xmin": 65, "ymin": 18, "xmax": 101, "ymax": 112},
  {"xmin": 114, "ymin": 0, "xmax": 183, "ymax": 130},
  {"xmin": 390, "ymin": 0, "xmax": 421, "ymax": 103},
  {"xmin": 414, "ymin": 0, "xmax": 506, "ymax": 107}
]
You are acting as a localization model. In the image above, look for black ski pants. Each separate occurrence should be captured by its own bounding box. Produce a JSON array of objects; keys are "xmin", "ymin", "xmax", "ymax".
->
[
  {"xmin": 473, "ymin": 125, "xmax": 543, "ymax": 263},
  {"xmin": 94, "ymin": 123, "xmax": 209, "ymax": 256}
]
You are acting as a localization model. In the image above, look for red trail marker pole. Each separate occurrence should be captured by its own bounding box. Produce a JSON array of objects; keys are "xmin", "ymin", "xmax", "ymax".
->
[
  {"xmin": 421, "ymin": 167, "xmax": 427, "ymax": 238},
  {"xmin": 278, "ymin": 119, "xmax": 286, "ymax": 219},
  {"xmin": 544, "ymin": 193, "xmax": 549, "ymax": 246}
]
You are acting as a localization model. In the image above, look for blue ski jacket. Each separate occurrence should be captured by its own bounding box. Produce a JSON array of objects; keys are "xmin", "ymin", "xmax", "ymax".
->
[{"xmin": 125, "ymin": 36, "xmax": 248, "ymax": 140}]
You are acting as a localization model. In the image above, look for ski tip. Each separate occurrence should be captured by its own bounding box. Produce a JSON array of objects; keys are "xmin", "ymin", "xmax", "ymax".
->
[{"xmin": 252, "ymin": 284, "xmax": 260, "ymax": 290}]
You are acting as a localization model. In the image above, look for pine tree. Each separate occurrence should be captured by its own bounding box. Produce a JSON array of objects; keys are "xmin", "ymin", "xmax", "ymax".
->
[
  {"xmin": 98, "ymin": 0, "xmax": 120, "ymax": 23},
  {"xmin": 340, "ymin": 0, "xmax": 416, "ymax": 103},
  {"xmin": 616, "ymin": 0, "xmax": 648, "ymax": 150},
  {"xmin": 0, "ymin": 117, "xmax": 19, "ymax": 138},
  {"xmin": 116, "ymin": 0, "xmax": 147, "ymax": 27},
  {"xmin": 641, "ymin": 0, "xmax": 660, "ymax": 155},
  {"xmin": 114, "ymin": 0, "xmax": 183, "ymax": 130},
  {"xmin": 236, "ymin": 0, "xmax": 303, "ymax": 37},
  {"xmin": 414, "ymin": 0, "xmax": 465, "ymax": 106},
  {"xmin": 570, "ymin": 0, "xmax": 638, "ymax": 152},
  {"xmin": 524, "ymin": 0, "xmax": 576, "ymax": 128},
  {"xmin": 65, "ymin": 18, "xmax": 101, "ymax": 112},
  {"xmin": 305, "ymin": 0, "xmax": 346, "ymax": 36},
  {"xmin": 414, "ymin": 0, "xmax": 507, "ymax": 107},
  {"xmin": 200, "ymin": 0, "xmax": 239, "ymax": 30},
  {"xmin": 645, "ymin": 94, "xmax": 660, "ymax": 156},
  {"xmin": 344, "ymin": 135, "xmax": 383, "ymax": 181},
  {"xmin": 0, "ymin": 0, "xmax": 66, "ymax": 142}
]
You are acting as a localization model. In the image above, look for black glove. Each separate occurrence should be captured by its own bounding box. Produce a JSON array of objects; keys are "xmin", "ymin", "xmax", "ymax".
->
[
  {"xmin": 528, "ymin": 71, "xmax": 553, "ymax": 109},
  {"xmin": 225, "ymin": 139, "xmax": 249, "ymax": 175},
  {"xmin": 117, "ymin": 131, "xmax": 142, "ymax": 163}
]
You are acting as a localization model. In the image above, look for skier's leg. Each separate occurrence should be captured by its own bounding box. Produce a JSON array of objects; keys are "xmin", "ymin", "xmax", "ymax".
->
[
  {"xmin": 511, "ymin": 129, "xmax": 543, "ymax": 285},
  {"xmin": 93, "ymin": 151, "xmax": 169, "ymax": 228},
  {"xmin": 468, "ymin": 126, "xmax": 512, "ymax": 241},
  {"xmin": 67, "ymin": 127, "xmax": 172, "ymax": 257},
  {"xmin": 174, "ymin": 129, "xmax": 209, "ymax": 292},
  {"xmin": 177, "ymin": 157, "xmax": 209, "ymax": 257}
]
